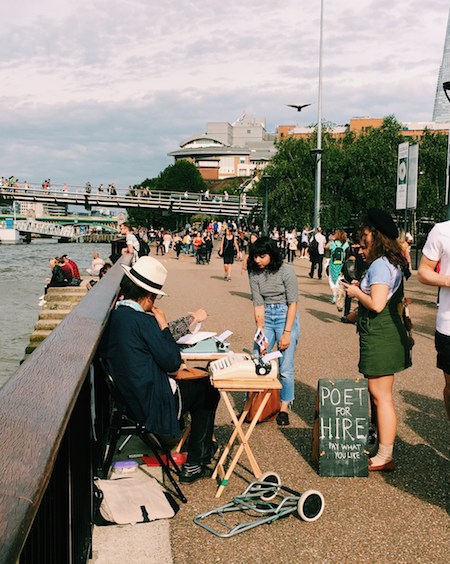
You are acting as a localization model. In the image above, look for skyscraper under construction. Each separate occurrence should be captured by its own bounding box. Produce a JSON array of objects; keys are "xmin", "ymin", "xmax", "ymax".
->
[{"xmin": 433, "ymin": 9, "xmax": 450, "ymax": 122}]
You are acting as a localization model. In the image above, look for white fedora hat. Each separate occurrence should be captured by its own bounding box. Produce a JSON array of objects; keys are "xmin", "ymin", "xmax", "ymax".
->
[{"xmin": 121, "ymin": 256, "xmax": 168, "ymax": 296}]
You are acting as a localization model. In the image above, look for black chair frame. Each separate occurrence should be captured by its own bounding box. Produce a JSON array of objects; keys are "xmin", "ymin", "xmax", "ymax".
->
[{"xmin": 100, "ymin": 359, "xmax": 187, "ymax": 504}]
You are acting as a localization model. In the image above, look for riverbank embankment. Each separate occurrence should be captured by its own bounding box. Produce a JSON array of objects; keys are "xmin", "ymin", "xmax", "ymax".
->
[{"xmin": 21, "ymin": 280, "xmax": 90, "ymax": 363}]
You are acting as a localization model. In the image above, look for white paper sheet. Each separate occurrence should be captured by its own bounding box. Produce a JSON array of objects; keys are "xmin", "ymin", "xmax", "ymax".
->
[
  {"xmin": 262, "ymin": 351, "xmax": 282, "ymax": 363},
  {"xmin": 176, "ymin": 331, "xmax": 217, "ymax": 345},
  {"xmin": 214, "ymin": 330, "xmax": 233, "ymax": 343}
]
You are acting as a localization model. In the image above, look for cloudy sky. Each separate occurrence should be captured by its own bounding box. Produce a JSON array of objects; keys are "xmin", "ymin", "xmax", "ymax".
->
[{"xmin": 1, "ymin": 0, "xmax": 449, "ymax": 190}]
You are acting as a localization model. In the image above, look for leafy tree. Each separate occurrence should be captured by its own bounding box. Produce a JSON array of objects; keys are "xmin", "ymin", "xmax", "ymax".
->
[
  {"xmin": 126, "ymin": 160, "xmax": 207, "ymax": 228},
  {"xmin": 157, "ymin": 160, "xmax": 206, "ymax": 193},
  {"xmin": 417, "ymin": 129, "xmax": 448, "ymax": 223},
  {"xmin": 338, "ymin": 115, "xmax": 404, "ymax": 222},
  {"xmin": 250, "ymin": 136, "xmax": 316, "ymax": 228}
]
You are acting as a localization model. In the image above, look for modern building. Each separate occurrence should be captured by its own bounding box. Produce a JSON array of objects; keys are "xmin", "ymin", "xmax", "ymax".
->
[
  {"xmin": 18, "ymin": 201, "xmax": 68, "ymax": 217},
  {"xmin": 278, "ymin": 117, "xmax": 450, "ymax": 142},
  {"xmin": 168, "ymin": 112, "xmax": 277, "ymax": 179},
  {"xmin": 433, "ymin": 8, "xmax": 450, "ymax": 122}
]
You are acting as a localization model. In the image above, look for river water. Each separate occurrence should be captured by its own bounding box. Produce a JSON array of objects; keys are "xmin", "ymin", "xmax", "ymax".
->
[{"xmin": 0, "ymin": 240, "xmax": 111, "ymax": 389}]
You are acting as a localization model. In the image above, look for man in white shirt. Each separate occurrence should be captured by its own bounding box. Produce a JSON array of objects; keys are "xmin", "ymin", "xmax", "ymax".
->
[
  {"xmin": 300, "ymin": 226, "xmax": 313, "ymax": 258},
  {"xmin": 120, "ymin": 222, "xmax": 140, "ymax": 265},
  {"xmin": 309, "ymin": 227, "xmax": 327, "ymax": 280},
  {"xmin": 418, "ymin": 220, "xmax": 450, "ymax": 423}
]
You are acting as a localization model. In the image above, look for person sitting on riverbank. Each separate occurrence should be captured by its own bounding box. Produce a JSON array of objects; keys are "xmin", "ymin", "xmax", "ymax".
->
[
  {"xmin": 61, "ymin": 255, "xmax": 81, "ymax": 279},
  {"xmin": 86, "ymin": 252, "xmax": 105, "ymax": 276},
  {"xmin": 99, "ymin": 256, "xmax": 220, "ymax": 484},
  {"xmin": 87, "ymin": 263, "xmax": 111, "ymax": 290},
  {"xmin": 58, "ymin": 255, "xmax": 82, "ymax": 286},
  {"xmin": 44, "ymin": 258, "xmax": 72, "ymax": 293}
]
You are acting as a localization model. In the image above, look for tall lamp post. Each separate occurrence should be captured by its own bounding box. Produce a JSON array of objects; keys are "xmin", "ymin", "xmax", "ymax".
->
[
  {"xmin": 313, "ymin": 0, "xmax": 324, "ymax": 230},
  {"xmin": 442, "ymin": 81, "xmax": 450, "ymax": 220},
  {"xmin": 262, "ymin": 174, "xmax": 271, "ymax": 236}
]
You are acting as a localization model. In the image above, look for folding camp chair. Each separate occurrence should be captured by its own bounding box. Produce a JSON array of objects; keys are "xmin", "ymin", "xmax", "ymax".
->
[{"xmin": 99, "ymin": 359, "xmax": 187, "ymax": 503}]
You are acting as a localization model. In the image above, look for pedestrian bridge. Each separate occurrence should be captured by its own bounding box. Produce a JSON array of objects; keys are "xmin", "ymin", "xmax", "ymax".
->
[
  {"xmin": 15, "ymin": 220, "xmax": 84, "ymax": 241},
  {"xmin": 0, "ymin": 183, "xmax": 261, "ymax": 217}
]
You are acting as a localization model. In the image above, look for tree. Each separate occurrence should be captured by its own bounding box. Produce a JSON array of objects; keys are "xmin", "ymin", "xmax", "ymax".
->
[
  {"xmin": 126, "ymin": 160, "xmax": 207, "ymax": 229},
  {"xmin": 255, "ymin": 116, "xmax": 410, "ymax": 231},
  {"xmin": 250, "ymin": 136, "xmax": 316, "ymax": 228},
  {"xmin": 417, "ymin": 129, "xmax": 447, "ymax": 223},
  {"xmin": 338, "ymin": 116, "xmax": 404, "ymax": 222},
  {"xmin": 157, "ymin": 160, "xmax": 206, "ymax": 193}
]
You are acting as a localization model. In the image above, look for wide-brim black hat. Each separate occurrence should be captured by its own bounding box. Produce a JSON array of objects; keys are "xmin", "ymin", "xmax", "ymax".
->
[{"xmin": 367, "ymin": 208, "xmax": 398, "ymax": 240}]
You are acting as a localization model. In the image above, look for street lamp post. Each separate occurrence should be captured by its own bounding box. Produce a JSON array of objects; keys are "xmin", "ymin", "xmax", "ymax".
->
[
  {"xmin": 442, "ymin": 81, "xmax": 450, "ymax": 220},
  {"xmin": 313, "ymin": 0, "xmax": 324, "ymax": 230},
  {"xmin": 262, "ymin": 174, "xmax": 271, "ymax": 236}
]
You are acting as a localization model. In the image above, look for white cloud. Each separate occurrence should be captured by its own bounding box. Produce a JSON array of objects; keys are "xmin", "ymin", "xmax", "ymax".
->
[{"xmin": 0, "ymin": 0, "xmax": 449, "ymax": 186}]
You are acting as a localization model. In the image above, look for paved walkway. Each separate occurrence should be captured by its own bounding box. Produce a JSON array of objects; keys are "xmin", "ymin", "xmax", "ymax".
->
[{"xmin": 91, "ymin": 249, "xmax": 450, "ymax": 564}]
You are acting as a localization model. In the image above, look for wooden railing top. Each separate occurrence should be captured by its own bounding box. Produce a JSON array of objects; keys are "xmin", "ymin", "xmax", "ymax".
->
[{"xmin": 0, "ymin": 255, "xmax": 131, "ymax": 562}]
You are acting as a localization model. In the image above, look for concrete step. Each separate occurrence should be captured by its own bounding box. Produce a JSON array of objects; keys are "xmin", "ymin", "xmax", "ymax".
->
[
  {"xmin": 35, "ymin": 319, "xmax": 63, "ymax": 331},
  {"xmin": 39, "ymin": 309, "xmax": 73, "ymax": 320},
  {"xmin": 46, "ymin": 286, "xmax": 87, "ymax": 296},
  {"xmin": 21, "ymin": 284, "xmax": 88, "ymax": 362},
  {"xmin": 42, "ymin": 291, "xmax": 86, "ymax": 303},
  {"xmin": 25, "ymin": 343, "xmax": 40, "ymax": 354},
  {"xmin": 20, "ymin": 354, "xmax": 31, "ymax": 364},
  {"xmin": 43, "ymin": 301, "xmax": 79, "ymax": 311},
  {"xmin": 29, "ymin": 330, "xmax": 52, "ymax": 343}
]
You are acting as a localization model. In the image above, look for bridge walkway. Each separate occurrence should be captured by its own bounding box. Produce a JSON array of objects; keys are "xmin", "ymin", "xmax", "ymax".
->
[{"xmin": 0, "ymin": 183, "xmax": 261, "ymax": 217}]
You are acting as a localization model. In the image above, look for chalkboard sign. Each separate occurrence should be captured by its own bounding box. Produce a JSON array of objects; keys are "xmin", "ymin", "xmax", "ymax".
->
[{"xmin": 312, "ymin": 378, "xmax": 369, "ymax": 477}]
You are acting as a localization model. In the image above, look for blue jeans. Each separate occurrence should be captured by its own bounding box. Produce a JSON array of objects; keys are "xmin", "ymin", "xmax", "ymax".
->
[{"xmin": 253, "ymin": 304, "xmax": 300, "ymax": 403}]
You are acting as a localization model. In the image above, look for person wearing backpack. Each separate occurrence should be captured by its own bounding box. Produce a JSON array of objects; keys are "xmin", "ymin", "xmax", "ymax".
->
[
  {"xmin": 325, "ymin": 230, "xmax": 349, "ymax": 304},
  {"xmin": 308, "ymin": 227, "xmax": 326, "ymax": 279},
  {"xmin": 134, "ymin": 231, "xmax": 151, "ymax": 258},
  {"xmin": 120, "ymin": 222, "xmax": 140, "ymax": 265}
]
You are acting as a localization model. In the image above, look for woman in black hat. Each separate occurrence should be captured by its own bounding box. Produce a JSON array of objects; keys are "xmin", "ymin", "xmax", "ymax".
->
[{"xmin": 342, "ymin": 208, "xmax": 411, "ymax": 472}]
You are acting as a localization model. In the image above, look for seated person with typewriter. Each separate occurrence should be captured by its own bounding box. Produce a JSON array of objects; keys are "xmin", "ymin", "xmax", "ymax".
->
[{"xmin": 100, "ymin": 256, "xmax": 220, "ymax": 484}]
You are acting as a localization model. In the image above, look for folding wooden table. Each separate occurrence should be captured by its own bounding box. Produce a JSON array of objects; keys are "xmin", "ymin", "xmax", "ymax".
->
[
  {"xmin": 211, "ymin": 378, "xmax": 282, "ymax": 498},
  {"xmin": 175, "ymin": 352, "xmax": 231, "ymax": 453}
]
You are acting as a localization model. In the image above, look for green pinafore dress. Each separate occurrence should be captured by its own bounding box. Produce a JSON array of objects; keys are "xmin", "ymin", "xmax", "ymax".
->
[{"xmin": 357, "ymin": 281, "xmax": 412, "ymax": 377}]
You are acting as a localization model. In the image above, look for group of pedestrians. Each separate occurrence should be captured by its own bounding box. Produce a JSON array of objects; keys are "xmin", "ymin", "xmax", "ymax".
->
[{"xmin": 109, "ymin": 206, "xmax": 450, "ymax": 481}]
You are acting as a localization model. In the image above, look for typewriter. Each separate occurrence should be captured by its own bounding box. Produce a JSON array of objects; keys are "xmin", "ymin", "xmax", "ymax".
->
[
  {"xmin": 208, "ymin": 353, "xmax": 278, "ymax": 382},
  {"xmin": 177, "ymin": 330, "xmax": 231, "ymax": 355}
]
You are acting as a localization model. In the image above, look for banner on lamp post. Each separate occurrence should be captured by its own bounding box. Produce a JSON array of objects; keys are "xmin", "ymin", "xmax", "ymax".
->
[
  {"xmin": 396, "ymin": 142, "xmax": 409, "ymax": 210},
  {"xmin": 407, "ymin": 143, "xmax": 418, "ymax": 210}
]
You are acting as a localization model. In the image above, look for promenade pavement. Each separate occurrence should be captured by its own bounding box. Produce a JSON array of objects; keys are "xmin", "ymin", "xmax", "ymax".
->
[{"xmin": 90, "ymin": 248, "xmax": 450, "ymax": 564}]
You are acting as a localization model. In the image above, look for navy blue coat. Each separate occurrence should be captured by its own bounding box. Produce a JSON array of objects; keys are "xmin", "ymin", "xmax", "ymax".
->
[{"xmin": 99, "ymin": 305, "xmax": 182, "ymax": 437}]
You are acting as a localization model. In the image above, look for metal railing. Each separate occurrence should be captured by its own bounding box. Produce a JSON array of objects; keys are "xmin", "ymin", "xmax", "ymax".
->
[
  {"xmin": 0, "ymin": 255, "xmax": 131, "ymax": 563},
  {"xmin": 15, "ymin": 220, "xmax": 81, "ymax": 239},
  {"xmin": 0, "ymin": 184, "xmax": 261, "ymax": 217}
]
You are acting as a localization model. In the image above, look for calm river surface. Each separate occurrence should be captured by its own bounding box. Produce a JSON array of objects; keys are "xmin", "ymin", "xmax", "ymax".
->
[{"xmin": 0, "ymin": 240, "xmax": 111, "ymax": 389}]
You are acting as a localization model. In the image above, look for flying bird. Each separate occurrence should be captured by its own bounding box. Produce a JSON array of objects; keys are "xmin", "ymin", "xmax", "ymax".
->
[{"xmin": 286, "ymin": 103, "xmax": 312, "ymax": 112}]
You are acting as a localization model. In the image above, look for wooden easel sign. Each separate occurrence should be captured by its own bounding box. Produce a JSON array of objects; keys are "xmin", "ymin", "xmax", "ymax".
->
[{"xmin": 312, "ymin": 378, "xmax": 369, "ymax": 477}]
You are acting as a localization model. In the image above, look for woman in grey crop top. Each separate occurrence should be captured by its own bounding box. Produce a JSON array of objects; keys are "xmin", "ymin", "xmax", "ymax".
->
[{"xmin": 248, "ymin": 237, "xmax": 300, "ymax": 425}]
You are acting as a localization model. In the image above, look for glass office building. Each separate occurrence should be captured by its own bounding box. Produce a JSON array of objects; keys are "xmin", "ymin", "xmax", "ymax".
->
[{"xmin": 433, "ymin": 10, "xmax": 450, "ymax": 122}]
